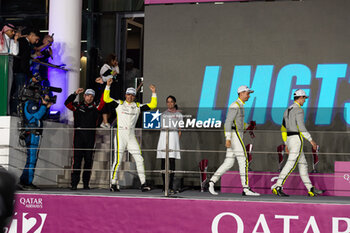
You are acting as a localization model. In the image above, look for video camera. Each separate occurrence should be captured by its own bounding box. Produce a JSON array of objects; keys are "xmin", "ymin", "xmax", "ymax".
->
[
  {"xmin": 17, "ymin": 73, "xmax": 62, "ymax": 144},
  {"xmin": 18, "ymin": 73, "xmax": 62, "ymax": 104}
]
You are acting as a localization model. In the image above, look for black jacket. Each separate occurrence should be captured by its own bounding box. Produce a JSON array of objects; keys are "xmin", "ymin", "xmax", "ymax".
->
[
  {"xmin": 13, "ymin": 37, "xmax": 33, "ymax": 77},
  {"xmin": 64, "ymin": 93, "xmax": 105, "ymax": 129}
]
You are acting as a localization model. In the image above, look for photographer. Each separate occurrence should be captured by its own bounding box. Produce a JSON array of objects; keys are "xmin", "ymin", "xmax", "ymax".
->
[{"xmin": 19, "ymin": 88, "xmax": 53, "ymax": 190}]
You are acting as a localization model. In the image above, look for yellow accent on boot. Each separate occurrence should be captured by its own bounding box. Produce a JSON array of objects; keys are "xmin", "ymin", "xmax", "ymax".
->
[
  {"xmin": 308, "ymin": 191, "xmax": 315, "ymax": 197},
  {"xmin": 272, "ymin": 188, "xmax": 278, "ymax": 195}
]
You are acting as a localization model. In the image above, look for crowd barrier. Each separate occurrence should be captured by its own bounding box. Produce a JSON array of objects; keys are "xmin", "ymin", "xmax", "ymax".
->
[{"xmin": 0, "ymin": 123, "xmax": 349, "ymax": 197}]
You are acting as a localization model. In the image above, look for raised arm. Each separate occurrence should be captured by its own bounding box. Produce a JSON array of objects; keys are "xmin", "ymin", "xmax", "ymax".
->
[
  {"xmin": 65, "ymin": 88, "xmax": 84, "ymax": 111},
  {"xmin": 103, "ymin": 78, "xmax": 115, "ymax": 103},
  {"xmin": 96, "ymin": 92, "xmax": 105, "ymax": 111},
  {"xmin": 140, "ymin": 84, "xmax": 157, "ymax": 111}
]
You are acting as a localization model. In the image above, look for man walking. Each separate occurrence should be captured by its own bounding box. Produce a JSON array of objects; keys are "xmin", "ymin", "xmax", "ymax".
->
[{"xmin": 272, "ymin": 89, "xmax": 323, "ymax": 197}]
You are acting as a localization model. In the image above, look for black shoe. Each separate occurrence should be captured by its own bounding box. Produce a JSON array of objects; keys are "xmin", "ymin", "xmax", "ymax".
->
[
  {"xmin": 141, "ymin": 183, "xmax": 151, "ymax": 192},
  {"xmin": 308, "ymin": 187, "xmax": 324, "ymax": 197},
  {"xmin": 83, "ymin": 185, "xmax": 90, "ymax": 190},
  {"xmin": 71, "ymin": 185, "xmax": 77, "ymax": 190},
  {"xmin": 110, "ymin": 184, "xmax": 120, "ymax": 192},
  {"xmin": 272, "ymin": 186, "xmax": 289, "ymax": 197}
]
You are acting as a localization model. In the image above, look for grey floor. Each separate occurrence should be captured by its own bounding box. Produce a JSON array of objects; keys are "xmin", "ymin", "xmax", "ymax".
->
[{"xmin": 16, "ymin": 188, "xmax": 350, "ymax": 205}]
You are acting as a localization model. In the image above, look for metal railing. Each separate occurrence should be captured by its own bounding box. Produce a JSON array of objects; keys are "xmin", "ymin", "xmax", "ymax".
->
[{"xmin": 0, "ymin": 125, "xmax": 349, "ymax": 196}]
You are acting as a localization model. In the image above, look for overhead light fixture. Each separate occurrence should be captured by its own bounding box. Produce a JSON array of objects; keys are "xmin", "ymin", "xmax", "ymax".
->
[
  {"xmin": 40, "ymin": 30, "xmax": 49, "ymax": 33},
  {"xmin": 127, "ymin": 28, "xmax": 132, "ymax": 31}
]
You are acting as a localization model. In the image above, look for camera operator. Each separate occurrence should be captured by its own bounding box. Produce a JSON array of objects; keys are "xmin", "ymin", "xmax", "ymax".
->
[{"xmin": 19, "ymin": 82, "xmax": 53, "ymax": 190}]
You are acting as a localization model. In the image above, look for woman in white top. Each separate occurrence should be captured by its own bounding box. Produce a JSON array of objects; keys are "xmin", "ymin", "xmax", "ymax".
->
[
  {"xmin": 156, "ymin": 95, "xmax": 183, "ymax": 193},
  {"xmin": 96, "ymin": 54, "xmax": 120, "ymax": 128}
]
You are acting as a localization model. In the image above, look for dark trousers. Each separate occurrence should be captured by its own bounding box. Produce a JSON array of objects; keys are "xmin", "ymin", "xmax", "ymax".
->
[
  {"xmin": 10, "ymin": 73, "xmax": 27, "ymax": 115},
  {"xmin": 161, "ymin": 158, "xmax": 175, "ymax": 190},
  {"xmin": 71, "ymin": 132, "xmax": 95, "ymax": 187}
]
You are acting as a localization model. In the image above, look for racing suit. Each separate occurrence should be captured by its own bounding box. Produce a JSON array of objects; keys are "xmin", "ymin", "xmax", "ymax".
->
[
  {"xmin": 65, "ymin": 93, "xmax": 105, "ymax": 188},
  {"xmin": 210, "ymin": 98, "xmax": 249, "ymax": 188},
  {"xmin": 103, "ymin": 86, "xmax": 157, "ymax": 186},
  {"xmin": 20, "ymin": 100, "xmax": 49, "ymax": 186},
  {"xmin": 276, "ymin": 102, "xmax": 313, "ymax": 191}
]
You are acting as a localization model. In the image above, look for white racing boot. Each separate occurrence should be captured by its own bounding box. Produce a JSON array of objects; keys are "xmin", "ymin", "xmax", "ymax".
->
[
  {"xmin": 209, "ymin": 181, "xmax": 218, "ymax": 195},
  {"xmin": 242, "ymin": 187, "xmax": 260, "ymax": 196}
]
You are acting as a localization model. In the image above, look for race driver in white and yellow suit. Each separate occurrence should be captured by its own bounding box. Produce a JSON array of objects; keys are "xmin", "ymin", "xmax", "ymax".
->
[
  {"xmin": 104, "ymin": 78, "xmax": 157, "ymax": 192},
  {"xmin": 272, "ymin": 89, "xmax": 324, "ymax": 197}
]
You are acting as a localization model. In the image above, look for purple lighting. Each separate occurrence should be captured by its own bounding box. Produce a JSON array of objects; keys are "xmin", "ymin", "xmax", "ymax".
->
[{"xmin": 48, "ymin": 42, "xmax": 68, "ymax": 114}]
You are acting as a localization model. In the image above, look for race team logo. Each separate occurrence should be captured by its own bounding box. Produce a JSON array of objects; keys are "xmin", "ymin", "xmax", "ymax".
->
[{"xmin": 143, "ymin": 110, "xmax": 161, "ymax": 129}]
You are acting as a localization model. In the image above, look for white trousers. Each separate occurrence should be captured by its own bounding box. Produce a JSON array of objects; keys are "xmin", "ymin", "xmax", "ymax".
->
[
  {"xmin": 210, "ymin": 131, "xmax": 249, "ymax": 188},
  {"xmin": 111, "ymin": 129, "xmax": 146, "ymax": 185},
  {"xmin": 276, "ymin": 135, "xmax": 312, "ymax": 191}
]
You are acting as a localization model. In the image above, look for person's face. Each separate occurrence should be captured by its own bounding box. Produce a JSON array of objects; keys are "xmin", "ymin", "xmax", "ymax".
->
[
  {"xmin": 125, "ymin": 94, "xmax": 135, "ymax": 103},
  {"xmin": 28, "ymin": 33, "xmax": 39, "ymax": 44},
  {"xmin": 5, "ymin": 29, "xmax": 15, "ymax": 38},
  {"xmin": 112, "ymin": 59, "xmax": 118, "ymax": 67},
  {"xmin": 166, "ymin": 98, "xmax": 176, "ymax": 110},
  {"xmin": 84, "ymin": 94, "xmax": 94, "ymax": 104},
  {"xmin": 298, "ymin": 96, "xmax": 307, "ymax": 106},
  {"xmin": 239, "ymin": 91, "xmax": 251, "ymax": 103}
]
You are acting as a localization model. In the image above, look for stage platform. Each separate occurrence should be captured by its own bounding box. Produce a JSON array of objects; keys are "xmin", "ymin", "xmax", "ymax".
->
[
  {"xmin": 7, "ymin": 188, "xmax": 350, "ymax": 233},
  {"xmin": 15, "ymin": 187, "xmax": 350, "ymax": 204}
]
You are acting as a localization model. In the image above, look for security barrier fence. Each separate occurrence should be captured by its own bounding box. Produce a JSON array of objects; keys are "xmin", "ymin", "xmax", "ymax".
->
[{"xmin": 1, "ymin": 126, "xmax": 349, "ymax": 197}]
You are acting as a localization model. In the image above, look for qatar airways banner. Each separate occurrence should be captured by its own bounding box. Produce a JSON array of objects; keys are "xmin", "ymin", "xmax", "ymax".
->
[{"xmin": 5, "ymin": 193, "xmax": 350, "ymax": 233}]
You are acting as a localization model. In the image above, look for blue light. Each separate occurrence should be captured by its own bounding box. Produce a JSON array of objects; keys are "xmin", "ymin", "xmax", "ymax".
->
[
  {"xmin": 196, "ymin": 63, "xmax": 349, "ymax": 126},
  {"xmin": 48, "ymin": 42, "xmax": 68, "ymax": 117},
  {"xmin": 315, "ymin": 64, "xmax": 347, "ymax": 125},
  {"xmin": 227, "ymin": 65, "xmax": 274, "ymax": 124},
  {"xmin": 271, "ymin": 64, "xmax": 311, "ymax": 124},
  {"xmin": 197, "ymin": 66, "xmax": 222, "ymax": 121}
]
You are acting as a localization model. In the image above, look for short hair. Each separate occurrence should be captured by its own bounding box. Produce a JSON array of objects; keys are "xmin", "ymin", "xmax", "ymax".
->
[
  {"xmin": 294, "ymin": 96, "xmax": 304, "ymax": 101},
  {"xmin": 23, "ymin": 28, "xmax": 38, "ymax": 36}
]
